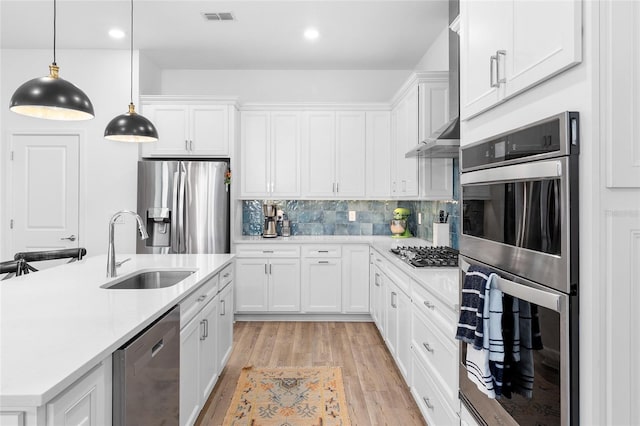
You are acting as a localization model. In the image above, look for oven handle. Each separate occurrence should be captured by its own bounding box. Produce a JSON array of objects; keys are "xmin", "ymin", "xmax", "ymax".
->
[
  {"xmin": 460, "ymin": 257, "xmax": 561, "ymax": 312},
  {"xmin": 460, "ymin": 159, "xmax": 562, "ymax": 185}
]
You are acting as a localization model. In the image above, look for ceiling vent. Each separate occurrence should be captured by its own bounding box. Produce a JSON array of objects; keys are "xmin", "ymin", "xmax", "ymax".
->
[{"xmin": 202, "ymin": 12, "xmax": 235, "ymax": 21}]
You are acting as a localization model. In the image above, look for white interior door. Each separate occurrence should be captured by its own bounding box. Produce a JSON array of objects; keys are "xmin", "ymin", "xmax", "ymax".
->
[{"xmin": 10, "ymin": 133, "xmax": 80, "ymax": 265}]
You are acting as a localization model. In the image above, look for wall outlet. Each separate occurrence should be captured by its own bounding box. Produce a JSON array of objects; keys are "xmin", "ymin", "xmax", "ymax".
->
[
  {"xmin": 418, "ymin": 212, "xmax": 422, "ymax": 225},
  {"xmin": 348, "ymin": 211, "xmax": 356, "ymax": 221}
]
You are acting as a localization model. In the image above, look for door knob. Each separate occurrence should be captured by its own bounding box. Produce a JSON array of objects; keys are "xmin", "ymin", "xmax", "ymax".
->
[{"xmin": 60, "ymin": 234, "xmax": 76, "ymax": 241}]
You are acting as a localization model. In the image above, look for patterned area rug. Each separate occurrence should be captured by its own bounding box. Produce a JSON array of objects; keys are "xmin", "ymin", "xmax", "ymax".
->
[{"xmin": 222, "ymin": 366, "xmax": 352, "ymax": 426}]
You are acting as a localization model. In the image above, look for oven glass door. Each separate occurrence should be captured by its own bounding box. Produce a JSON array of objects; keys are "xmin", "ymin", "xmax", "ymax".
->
[
  {"xmin": 458, "ymin": 257, "xmax": 570, "ymax": 426},
  {"xmin": 460, "ymin": 157, "xmax": 572, "ymax": 293}
]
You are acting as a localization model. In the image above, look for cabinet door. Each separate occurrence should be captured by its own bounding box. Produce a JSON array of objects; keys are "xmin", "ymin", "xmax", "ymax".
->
[
  {"xmin": 371, "ymin": 265, "xmax": 385, "ymax": 336},
  {"xmin": 240, "ymin": 112, "xmax": 270, "ymax": 197},
  {"xmin": 393, "ymin": 90, "xmax": 419, "ymax": 197},
  {"xmin": 199, "ymin": 298, "xmax": 219, "ymax": 403},
  {"xmin": 506, "ymin": 0, "xmax": 582, "ymax": 98},
  {"xmin": 190, "ymin": 105, "xmax": 229, "ymax": 155},
  {"xmin": 335, "ymin": 111, "xmax": 366, "ymax": 197},
  {"xmin": 459, "ymin": 1, "xmax": 508, "ymax": 120},
  {"xmin": 301, "ymin": 258, "xmax": 342, "ymax": 312},
  {"xmin": 420, "ymin": 158, "xmax": 453, "ymax": 200},
  {"xmin": 180, "ymin": 317, "xmax": 201, "ymax": 426},
  {"xmin": 235, "ymin": 258, "xmax": 268, "ymax": 312},
  {"xmin": 271, "ymin": 112, "xmax": 301, "ymax": 197},
  {"xmin": 365, "ymin": 111, "xmax": 391, "ymax": 198},
  {"xmin": 418, "ymin": 81, "xmax": 449, "ymax": 142},
  {"xmin": 217, "ymin": 284, "xmax": 234, "ymax": 372},
  {"xmin": 269, "ymin": 258, "xmax": 301, "ymax": 312},
  {"xmin": 46, "ymin": 360, "xmax": 111, "ymax": 426},
  {"xmin": 342, "ymin": 245, "xmax": 370, "ymax": 313},
  {"xmin": 396, "ymin": 288, "xmax": 411, "ymax": 381},
  {"xmin": 303, "ymin": 112, "xmax": 336, "ymax": 197},
  {"xmin": 140, "ymin": 104, "xmax": 189, "ymax": 156}
]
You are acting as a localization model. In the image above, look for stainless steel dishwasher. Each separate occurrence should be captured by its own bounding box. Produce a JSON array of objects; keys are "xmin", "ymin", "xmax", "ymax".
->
[{"xmin": 113, "ymin": 305, "xmax": 180, "ymax": 426}]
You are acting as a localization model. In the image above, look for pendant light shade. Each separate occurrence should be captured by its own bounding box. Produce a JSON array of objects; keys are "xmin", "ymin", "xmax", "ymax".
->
[
  {"xmin": 9, "ymin": 0, "xmax": 94, "ymax": 121},
  {"xmin": 104, "ymin": 0, "xmax": 158, "ymax": 143},
  {"xmin": 104, "ymin": 103, "xmax": 158, "ymax": 142}
]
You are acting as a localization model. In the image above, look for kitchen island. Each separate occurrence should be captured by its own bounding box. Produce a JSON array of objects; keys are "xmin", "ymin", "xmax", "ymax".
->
[{"xmin": 0, "ymin": 253, "xmax": 234, "ymax": 424}]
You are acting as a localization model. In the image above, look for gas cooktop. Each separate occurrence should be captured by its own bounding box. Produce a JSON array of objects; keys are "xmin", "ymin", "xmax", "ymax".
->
[{"xmin": 390, "ymin": 246, "xmax": 459, "ymax": 268}]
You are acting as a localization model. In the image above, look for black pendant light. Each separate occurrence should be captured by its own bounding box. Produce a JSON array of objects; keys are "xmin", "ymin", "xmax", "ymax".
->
[
  {"xmin": 104, "ymin": 0, "xmax": 157, "ymax": 142},
  {"xmin": 10, "ymin": 0, "xmax": 94, "ymax": 121}
]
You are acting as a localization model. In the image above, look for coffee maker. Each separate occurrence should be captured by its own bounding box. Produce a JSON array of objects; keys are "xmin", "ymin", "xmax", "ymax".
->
[{"xmin": 262, "ymin": 202, "xmax": 278, "ymax": 238}]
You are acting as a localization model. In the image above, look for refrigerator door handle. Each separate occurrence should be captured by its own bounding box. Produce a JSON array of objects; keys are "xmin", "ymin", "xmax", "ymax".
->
[
  {"xmin": 177, "ymin": 165, "xmax": 187, "ymax": 253},
  {"xmin": 171, "ymin": 170, "xmax": 180, "ymax": 253}
]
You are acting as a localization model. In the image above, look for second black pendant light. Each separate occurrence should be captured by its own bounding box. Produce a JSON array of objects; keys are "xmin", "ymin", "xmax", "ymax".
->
[{"xmin": 104, "ymin": 0, "xmax": 158, "ymax": 142}]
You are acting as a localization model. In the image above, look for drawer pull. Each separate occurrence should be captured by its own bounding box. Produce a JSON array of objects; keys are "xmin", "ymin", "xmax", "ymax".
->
[
  {"xmin": 223, "ymin": 273, "xmax": 230, "ymax": 278},
  {"xmin": 423, "ymin": 300, "xmax": 435, "ymax": 310},
  {"xmin": 423, "ymin": 342, "xmax": 434, "ymax": 353},
  {"xmin": 197, "ymin": 295, "xmax": 207, "ymax": 302},
  {"xmin": 318, "ymin": 260, "xmax": 329, "ymax": 264},
  {"xmin": 423, "ymin": 397, "xmax": 434, "ymax": 409},
  {"xmin": 263, "ymin": 250, "xmax": 274, "ymax": 253},
  {"xmin": 391, "ymin": 292, "xmax": 397, "ymax": 308},
  {"xmin": 318, "ymin": 250, "xmax": 329, "ymax": 253}
]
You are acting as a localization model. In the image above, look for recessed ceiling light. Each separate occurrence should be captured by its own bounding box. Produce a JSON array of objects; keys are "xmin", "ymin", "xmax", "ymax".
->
[
  {"xmin": 304, "ymin": 28, "xmax": 319, "ymax": 41},
  {"xmin": 109, "ymin": 28, "xmax": 126, "ymax": 39}
]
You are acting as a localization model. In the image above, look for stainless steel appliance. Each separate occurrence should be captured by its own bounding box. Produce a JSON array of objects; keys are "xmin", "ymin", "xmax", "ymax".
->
[
  {"xmin": 113, "ymin": 305, "xmax": 180, "ymax": 426},
  {"xmin": 262, "ymin": 202, "xmax": 277, "ymax": 238},
  {"xmin": 137, "ymin": 159, "xmax": 230, "ymax": 254},
  {"xmin": 390, "ymin": 246, "xmax": 458, "ymax": 268},
  {"xmin": 458, "ymin": 112, "xmax": 579, "ymax": 425}
]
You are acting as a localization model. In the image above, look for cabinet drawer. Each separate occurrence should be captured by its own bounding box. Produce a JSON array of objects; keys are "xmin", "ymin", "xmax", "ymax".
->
[
  {"xmin": 219, "ymin": 262, "xmax": 233, "ymax": 291},
  {"xmin": 411, "ymin": 278, "xmax": 457, "ymax": 337},
  {"xmin": 301, "ymin": 245, "xmax": 341, "ymax": 258},
  {"xmin": 235, "ymin": 244, "xmax": 300, "ymax": 258},
  {"xmin": 411, "ymin": 305, "xmax": 458, "ymax": 403},
  {"xmin": 180, "ymin": 274, "xmax": 219, "ymax": 327},
  {"xmin": 383, "ymin": 261, "xmax": 410, "ymax": 296},
  {"xmin": 411, "ymin": 349, "xmax": 459, "ymax": 425}
]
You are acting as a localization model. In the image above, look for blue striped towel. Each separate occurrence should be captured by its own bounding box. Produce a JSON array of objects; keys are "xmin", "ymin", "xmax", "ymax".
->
[{"xmin": 456, "ymin": 265, "xmax": 494, "ymax": 349}]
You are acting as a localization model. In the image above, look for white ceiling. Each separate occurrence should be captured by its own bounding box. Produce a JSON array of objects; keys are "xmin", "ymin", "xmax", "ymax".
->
[{"xmin": 0, "ymin": 0, "xmax": 449, "ymax": 70}]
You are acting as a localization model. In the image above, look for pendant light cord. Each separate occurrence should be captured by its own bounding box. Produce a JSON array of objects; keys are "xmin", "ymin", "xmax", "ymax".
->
[
  {"xmin": 52, "ymin": 0, "xmax": 57, "ymax": 64},
  {"xmin": 130, "ymin": 0, "xmax": 134, "ymax": 105}
]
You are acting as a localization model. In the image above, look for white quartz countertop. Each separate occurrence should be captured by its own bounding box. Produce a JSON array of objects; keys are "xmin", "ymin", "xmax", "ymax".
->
[{"xmin": 0, "ymin": 253, "xmax": 234, "ymax": 407}]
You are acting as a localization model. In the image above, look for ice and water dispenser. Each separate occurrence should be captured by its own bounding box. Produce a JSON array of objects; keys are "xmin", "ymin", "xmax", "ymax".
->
[{"xmin": 146, "ymin": 208, "xmax": 171, "ymax": 247}]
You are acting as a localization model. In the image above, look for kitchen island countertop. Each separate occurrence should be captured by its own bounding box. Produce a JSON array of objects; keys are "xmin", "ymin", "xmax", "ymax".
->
[{"xmin": 0, "ymin": 253, "xmax": 234, "ymax": 407}]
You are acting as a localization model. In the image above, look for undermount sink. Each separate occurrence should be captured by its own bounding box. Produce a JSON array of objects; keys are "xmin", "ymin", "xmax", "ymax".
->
[{"xmin": 102, "ymin": 269, "xmax": 196, "ymax": 290}]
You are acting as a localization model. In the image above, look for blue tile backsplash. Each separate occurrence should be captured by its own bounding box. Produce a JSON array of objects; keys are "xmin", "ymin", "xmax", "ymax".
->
[{"xmin": 242, "ymin": 160, "xmax": 461, "ymax": 249}]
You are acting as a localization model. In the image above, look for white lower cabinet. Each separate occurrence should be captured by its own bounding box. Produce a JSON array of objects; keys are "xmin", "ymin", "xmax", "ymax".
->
[
  {"xmin": 217, "ymin": 282, "xmax": 234, "ymax": 372},
  {"xmin": 301, "ymin": 257, "xmax": 342, "ymax": 312},
  {"xmin": 235, "ymin": 257, "xmax": 300, "ymax": 312},
  {"xmin": 385, "ymin": 278, "xmax": 411, "ymax": 382},
  {"xmin": 411, "ymin": 348, "xmax": 459, "ymax": 426},
  {"xmin": 341, "ymin": 244, "xmax": 370, "ymax": 313},
  {"xmin": 45, "ymin": 358, "xmax": 112, "ymax": 426}
]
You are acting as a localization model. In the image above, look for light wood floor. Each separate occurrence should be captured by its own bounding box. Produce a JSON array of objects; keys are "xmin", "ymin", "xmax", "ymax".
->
[{"xmin": 196, "ymin": 321, "xmax": 427, "ymax": 426}]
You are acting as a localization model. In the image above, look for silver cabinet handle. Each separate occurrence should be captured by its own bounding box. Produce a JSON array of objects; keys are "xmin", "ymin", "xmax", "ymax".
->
[
  {"xmin": 423, "ymin": 300, "xmax": 435, "ymax": 310},
  {"xmin": 490, "ymin": 55, "xmax": 498, "ymax": 88},
  {"xmin": 200, "ymin": 320, "xmax": 206, "ymax": 340},
  {"xmin": 60, "ymin": 234, "xmax": 76, "ymax": 241},
  {"xmin": 221, "ymin": 299, "xmax": 226, "ymax": 316},
  {"xmin": 269, "ymin": 264, "xmax": 272, "ymax": 274},
  {"xmin": 185, "ymin": 140, "xmax": 189, "ymax": 151},
  {"xmin": 423, "ymin": 342, "xmax": 434, "ymax": 353},
  {"xmin": 263, "ymin": 250, "xmax": 274, "ymax": 253},
  {"xmin": 318, "ymin": 260, "xmax": 329, "ymax": 264},
  {"xmin": 197, "ymin": 295, "xmax": 207, "ymax": 302},
  {"xmin": 265, "ymin": 264, "xmax": 268, "ymax": 274},
  {"xmin": 423, "ymin": 397, "xmax": 434, "ymax": 409},
  {"xmin": 223, "ymin": 273, "xmax": 230, "ymax": 278},
  {"xmin": 496, "ymin": 50, "xmax": 506, "ymax": 84},
  {"xmin": 332, "ymin": 182, "xmax": 336, "ymax": 193},
  {"xmin": 375, "ymin": 273, "xmax": 381, "ymax": 287},
  {"xmin": 205, "ymin": 319, "xmax": 209, "ymax": 338},
  {"xmin": 190, "ymin": 140, "xmax": 194, "ymax": 151},
  {"xmin": 336, "ymin": 182, "xmax": 339, "ymax": 193},
  {"xmin": 391, "ymin": 292, "xmax": 397, "ymax": 308}
]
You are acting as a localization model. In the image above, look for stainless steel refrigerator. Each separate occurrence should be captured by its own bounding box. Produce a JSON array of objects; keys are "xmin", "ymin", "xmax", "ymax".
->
[{"xmin": 136, "ymin": 159, "xmax": 230, "ymax": 254}]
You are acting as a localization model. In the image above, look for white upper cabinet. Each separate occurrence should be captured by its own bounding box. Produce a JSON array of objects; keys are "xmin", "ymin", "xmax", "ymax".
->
[
  {"xmin": 140, "ymin": 101, "xmax": 232, "ymax": 157},
  {"xmin": 460, "ymin": 0, "xmax": 582, "ymax": 120},
  {"xmin": 366, "ymin": 111, "xmax": 392, "ymax": 198},
  {"xmin": 240, "ymin": 111, "xmax": 301, "ymax": 198},
  {"xmin": 302, "ymin": 111, "xmax": 366, "ymax": 198},
  {"xmin": 392, "ymin": 87, "xmax": 420, "ymax": 197}
]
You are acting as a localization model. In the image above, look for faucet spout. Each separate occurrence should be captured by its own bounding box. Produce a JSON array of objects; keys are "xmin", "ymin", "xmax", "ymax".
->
[{"xmin": 107, "ymin": 210, "xmax": 148, "ymax": 278}]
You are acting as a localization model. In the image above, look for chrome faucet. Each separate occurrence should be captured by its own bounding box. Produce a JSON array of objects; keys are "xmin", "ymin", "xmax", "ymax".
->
[{"xmin": 107, "ymin": 210, "xmax": 149, "ymax": 278}]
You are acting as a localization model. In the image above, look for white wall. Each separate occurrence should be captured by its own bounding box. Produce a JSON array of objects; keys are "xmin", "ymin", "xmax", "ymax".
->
[
  {"xmin": 0, "ymin": 49, "xmax": 141, "ymax": 260},
  {"xmin": 413, "ymin": 26, "xmax": 449, "ymax": 71},
  {"xmin": 157, "ymin": 69, "xmax": 412, "ymax": 103},
  {"xmin": 139, "ymin": 52, "xmax": 162, "ymax": 95}
]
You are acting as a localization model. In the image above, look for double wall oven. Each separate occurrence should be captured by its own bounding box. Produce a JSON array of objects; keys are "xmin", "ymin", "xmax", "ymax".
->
[{"xmin": 458, "ymin": 112, "xmax": 579, "ymax": 425}]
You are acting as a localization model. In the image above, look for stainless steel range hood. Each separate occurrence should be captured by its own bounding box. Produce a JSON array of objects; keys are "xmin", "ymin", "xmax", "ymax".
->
[{"xmin": 406, "ymin": 4, "xmax": 460, "ymax": 159}]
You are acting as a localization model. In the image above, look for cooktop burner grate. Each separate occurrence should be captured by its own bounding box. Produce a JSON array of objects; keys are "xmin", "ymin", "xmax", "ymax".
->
[{"xmin": 390, "ymin": 246, "xmax": 459, "ymax": 268}]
